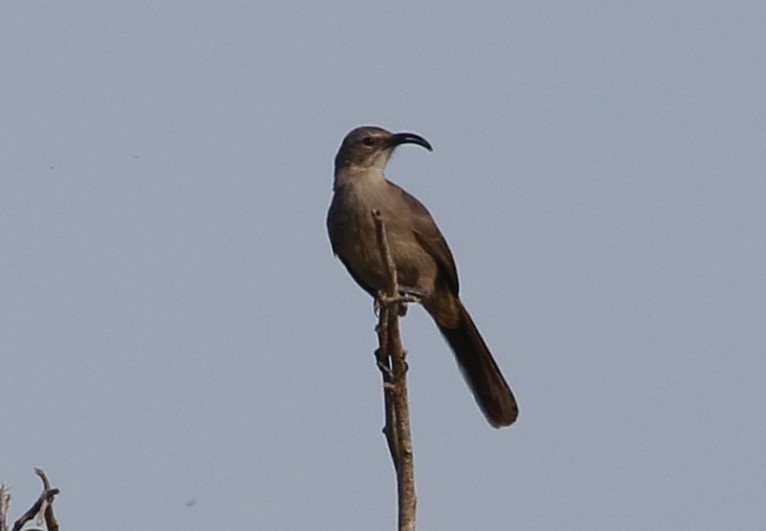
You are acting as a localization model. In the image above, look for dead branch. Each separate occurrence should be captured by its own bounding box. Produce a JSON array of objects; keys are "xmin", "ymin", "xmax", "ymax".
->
[
  {"xmin": 0, "ymin": 484, "xmax": 10, "ymax": 531},
  {"xmin": 372, "ymin": 209, "xmax": 417, "ymax": 531},
  {"xmin": 7, "ymin": 468, "xmax": 59, "ymax": 531}
]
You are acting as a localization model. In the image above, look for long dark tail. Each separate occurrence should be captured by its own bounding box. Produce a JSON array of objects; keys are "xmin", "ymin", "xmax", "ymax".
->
[{"xmin": 435, "ymin": 301, "xmax": 518, "ymax": 427}]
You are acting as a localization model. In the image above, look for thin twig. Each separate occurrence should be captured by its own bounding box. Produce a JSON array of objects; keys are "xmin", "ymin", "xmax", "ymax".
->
[{"xmin": 372, "ymin": 209, "xmax": 417, "ymax": 531}]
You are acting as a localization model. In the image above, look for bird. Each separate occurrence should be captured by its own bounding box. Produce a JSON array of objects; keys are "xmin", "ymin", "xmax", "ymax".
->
[{"xmin": 326, "ymin": 125, "xmax": 518, "ymax": 427}]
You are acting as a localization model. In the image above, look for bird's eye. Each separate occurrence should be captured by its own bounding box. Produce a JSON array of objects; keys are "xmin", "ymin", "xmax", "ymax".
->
[{"xmin": 362, "ymin": 136, "xmax": 375, "ymax": 147}]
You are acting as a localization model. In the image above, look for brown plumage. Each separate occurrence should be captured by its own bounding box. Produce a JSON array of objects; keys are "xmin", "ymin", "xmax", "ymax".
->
[{"xmin": 327, "ymin": 126, "xmax": 518, "ymax": 427}]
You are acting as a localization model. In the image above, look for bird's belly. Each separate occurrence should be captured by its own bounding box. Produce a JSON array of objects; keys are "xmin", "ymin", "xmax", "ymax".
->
[
  {"xmin": 330, "ymin": 183, "xmax": 438, "ymax": 295},
  {"xmin": 339, "ymin": 219, "xmax": 436, "ymax": 294}
]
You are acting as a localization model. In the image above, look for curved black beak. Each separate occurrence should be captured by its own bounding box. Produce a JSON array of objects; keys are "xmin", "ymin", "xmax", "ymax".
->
[{"xmin": 388, "ymin": 132, "xmax": 433, "ymax": 152}]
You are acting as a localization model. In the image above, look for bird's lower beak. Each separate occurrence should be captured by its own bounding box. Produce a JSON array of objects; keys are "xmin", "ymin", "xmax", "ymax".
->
[{"xmin": 388, "ymin": 132, "xmax": 433, "ymax": 152}]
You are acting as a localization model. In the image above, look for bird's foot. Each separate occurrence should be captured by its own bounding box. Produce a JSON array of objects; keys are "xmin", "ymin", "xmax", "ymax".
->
[{"xmin": 374, "ymin": 287, "xmax": 425, "ymax": 317}]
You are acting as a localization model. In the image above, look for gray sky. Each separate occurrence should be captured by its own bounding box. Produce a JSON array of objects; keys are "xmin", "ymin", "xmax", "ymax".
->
[{"xmin": 2, "ymin": 2, "xmax": 764, "ymax": 530}]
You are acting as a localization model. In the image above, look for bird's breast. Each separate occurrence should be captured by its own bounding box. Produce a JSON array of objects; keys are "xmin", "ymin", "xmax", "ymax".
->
[{"xmin": 328, "ymin": 180, "xmax": 436, "ymax": 295}]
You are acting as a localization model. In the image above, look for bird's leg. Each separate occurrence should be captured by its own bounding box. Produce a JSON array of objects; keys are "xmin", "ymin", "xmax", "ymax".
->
[
  {"xmin": 374, "ymin": 287, "xmax": 425, "ymax": 317},
  {"xmin": 374, "ymin": 287, "xmax": 427, "ymax": 317}
]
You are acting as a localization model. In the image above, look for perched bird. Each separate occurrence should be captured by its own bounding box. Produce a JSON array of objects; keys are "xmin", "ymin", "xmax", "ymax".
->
[{"xmin": 327, "ymin": 126, "xmax": 518, "ymax": 427}]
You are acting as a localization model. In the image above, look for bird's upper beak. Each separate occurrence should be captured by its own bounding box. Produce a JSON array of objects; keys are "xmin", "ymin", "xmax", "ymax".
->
[{"xmin": 387, "ymin": 132, "xmax": 433, "ymax": 152}]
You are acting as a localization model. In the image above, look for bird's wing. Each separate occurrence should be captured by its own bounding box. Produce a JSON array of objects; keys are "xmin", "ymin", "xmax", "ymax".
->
[{"xmin": 394, "ymin": 185, "xmax": 460, "ymax": 294}]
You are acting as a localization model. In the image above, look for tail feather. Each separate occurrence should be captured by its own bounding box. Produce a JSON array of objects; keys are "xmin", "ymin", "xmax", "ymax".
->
[{"xmin": 435, "ymin": 301, "xmax": 518, "ymax": 427}]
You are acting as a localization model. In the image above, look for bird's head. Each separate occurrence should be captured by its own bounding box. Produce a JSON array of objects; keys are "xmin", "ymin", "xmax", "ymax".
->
[{"xmin": 334, "ymin": 126, "xmax": 432, "ymax": 172}]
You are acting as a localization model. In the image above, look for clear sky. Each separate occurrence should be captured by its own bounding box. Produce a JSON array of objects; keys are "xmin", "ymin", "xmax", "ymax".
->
[{"xmin": 2, "ymin": 2, "xmax": 764, "ymax": 530}]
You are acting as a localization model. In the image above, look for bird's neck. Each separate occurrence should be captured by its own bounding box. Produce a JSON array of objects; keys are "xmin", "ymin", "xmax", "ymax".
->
[{"xmin": 333, "ymin": 166, "xmax": 388, "ymax": 191}]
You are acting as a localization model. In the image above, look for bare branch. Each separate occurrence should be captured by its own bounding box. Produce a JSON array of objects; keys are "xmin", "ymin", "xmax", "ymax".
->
[
  {"xmin": 0, "ymin": 484, "xmax": 11, "ymax": 531},
  {"xmin": 11, "ymin": 469, "xmax": 59, "ymax": 531},
  {"xmin": 372, "ymin": 209, "xmax": 417, "ymax": 531}
]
